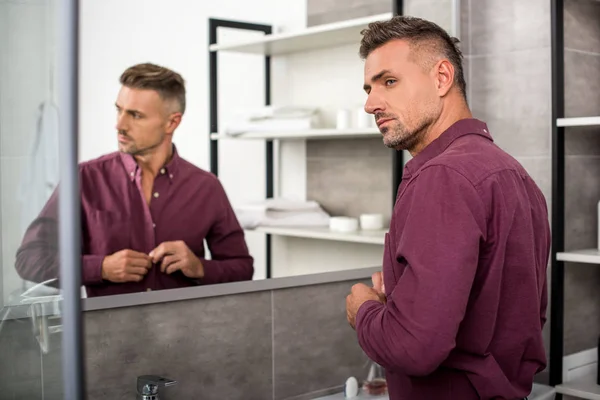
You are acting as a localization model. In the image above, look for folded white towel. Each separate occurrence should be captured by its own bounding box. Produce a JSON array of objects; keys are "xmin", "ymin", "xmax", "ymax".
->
[
  {"xmin": 224, "ymin": 106, "xmax": 321, "ymax": 135},
  {"xmin": 235, "ymin": 198, "xmax": 330, "ymax": 229}
]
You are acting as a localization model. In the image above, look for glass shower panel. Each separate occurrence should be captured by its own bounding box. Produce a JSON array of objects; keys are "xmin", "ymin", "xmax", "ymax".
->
[{"xmin": 0, "ymin": 0, "xmax": 66, "ymax": 398}]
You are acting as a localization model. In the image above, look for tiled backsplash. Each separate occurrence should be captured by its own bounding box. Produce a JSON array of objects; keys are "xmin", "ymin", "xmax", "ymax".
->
[
  {"xmin": 306, "ymin": 139, "xmax": 393, "ymax": 221},
  {"xmin": 0, "ymin": 279, "xmax": 371, "ymax": 400}
]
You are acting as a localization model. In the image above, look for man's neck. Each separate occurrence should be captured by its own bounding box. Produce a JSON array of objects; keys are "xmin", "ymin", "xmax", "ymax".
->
[
  {"xmin": 410, "ymin": 100, "xmax": 472, "ymax": 157},
  {"xmin": 135, "ymin": 143, "xmax": 173, "ymax": 178}
]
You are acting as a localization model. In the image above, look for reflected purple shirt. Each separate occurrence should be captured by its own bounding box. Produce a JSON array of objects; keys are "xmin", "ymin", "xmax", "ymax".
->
[
  {"xmin": 355, "ymin": 119, "xmax": 550, "ymax": 399},
  {"xmin": 16, "ymin": 147, "xmax": 254, "ymax": 297}
]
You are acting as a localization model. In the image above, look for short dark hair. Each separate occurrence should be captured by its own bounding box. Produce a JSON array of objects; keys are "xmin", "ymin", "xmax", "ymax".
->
[
  {"xmin": 120, "ymin": 63, "xmax": 186, "ymax": 114},
  {"xmin": 359, "ymin": 15, "xmax": 467, "ymax": 100}
]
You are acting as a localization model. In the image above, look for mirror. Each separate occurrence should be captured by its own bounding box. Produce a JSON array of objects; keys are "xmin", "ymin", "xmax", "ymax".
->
[{"xmin": 2, "ymin": 0, "xmax": 460, "ymax": 304}]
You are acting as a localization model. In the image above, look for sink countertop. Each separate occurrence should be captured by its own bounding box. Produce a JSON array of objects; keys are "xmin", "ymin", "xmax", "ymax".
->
[{"xmin": 313, "ymin": 389, "xmax": 389, "ymax": 400}]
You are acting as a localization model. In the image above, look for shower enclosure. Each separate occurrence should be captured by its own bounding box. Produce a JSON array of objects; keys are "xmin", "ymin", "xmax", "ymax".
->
[{"xmin": 0, "ymin": 0, "xmax": 83, "ymax": 398}]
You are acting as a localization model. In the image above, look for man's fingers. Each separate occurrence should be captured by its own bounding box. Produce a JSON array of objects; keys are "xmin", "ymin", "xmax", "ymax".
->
[
  {"xmin": 126, "ymin": 266, "xmax": 149, "ymax": 276},
  {"xmin": 372, "ymin": 272, "xmax": 383, "ymax": 292},
  {"xmin": 129, "ymin": 257, "xmax": 152, "ymax": 269},
  {"xmin": 149, "ymin": 241, "xmax": 179, "ymax": 263},
  {"xmin": 160, "ymin": 255, "xmax": 179, "ymax": 273},
  {"xmin": 125, "ymin": 249, "xmax": 152, "ymax": 260},
  {"xmin": 165, "ymin": 261, "xmax": 184, "ymax": 275},
  {"xmin": 124, "ymin": 274, "xmax": 144, "ymax": 282}
]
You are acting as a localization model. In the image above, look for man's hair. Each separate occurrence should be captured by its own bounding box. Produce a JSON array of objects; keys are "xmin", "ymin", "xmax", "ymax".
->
[
  {"xmin": 359, "ymin": 16, "xmax": 467, "ymax": 100},
  {"xmin": 120, "ymin": 63, "xmax": 186, "ymax": 114}
]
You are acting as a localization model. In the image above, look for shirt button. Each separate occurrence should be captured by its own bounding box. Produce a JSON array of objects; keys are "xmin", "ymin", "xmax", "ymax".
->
[
  {"xmin": 154, "ymin": 192, "xmax": 159, "ymax": 198},
  {"xmin": 169, "ymin": 174, "xmax": 173, "ymax": 179},
  {"xmin": 153, "ymin": 223, "xmax": 156, "ymax": 228},
  {"xmin": 160, "ymin": 168, "xmax": 165, "ymax": 174},
  {"xmin": 130, "ymin": 171, "xmax": 134, "ymax": 177}
]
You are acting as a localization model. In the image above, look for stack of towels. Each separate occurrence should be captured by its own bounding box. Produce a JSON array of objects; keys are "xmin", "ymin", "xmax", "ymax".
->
[
  {"xmin": 223, "ymin": 106, "xmax": 320, "ymax": 136},
  {"xmin": 234, "ymin": 198, "xmax": 330, "ymax": 229}
]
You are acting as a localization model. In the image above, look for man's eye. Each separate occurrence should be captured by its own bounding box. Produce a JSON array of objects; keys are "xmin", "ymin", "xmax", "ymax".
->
[{"xmin": 386, "ymin": 79, "xmax": 396, "ymax": 86}]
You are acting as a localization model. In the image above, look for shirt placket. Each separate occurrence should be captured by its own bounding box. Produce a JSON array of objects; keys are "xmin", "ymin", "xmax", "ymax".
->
[{"xmin": 134, "ymin": 170, "xmax": 160, "ymax": 290}]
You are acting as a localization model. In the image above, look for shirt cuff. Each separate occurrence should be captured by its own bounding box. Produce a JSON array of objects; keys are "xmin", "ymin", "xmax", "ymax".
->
[
  {"xmin": 356, "ymin": 299, "xmax": 384, "ymax": 330},
  {"xmin": 197, "ymin": 258, "xmax": 219, "ymax": 285},
  {"xmin": 82, "ymin": 255, "xmax": 105, "ymax": 285}
]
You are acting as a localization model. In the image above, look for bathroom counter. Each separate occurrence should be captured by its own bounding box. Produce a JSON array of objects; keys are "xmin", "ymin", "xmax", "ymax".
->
[
  {"xmin": 312, "ymin": 382, "xmax": 555, "ymax": 400},
  {"xmin": 313, "ymin": 389, "xmax": 388, "ymax": 400}
]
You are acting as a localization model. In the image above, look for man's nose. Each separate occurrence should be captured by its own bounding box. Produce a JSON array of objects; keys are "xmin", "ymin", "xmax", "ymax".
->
[{"xmin": 364, "ymin": 93, "xmax": 384, "ymax": 115}]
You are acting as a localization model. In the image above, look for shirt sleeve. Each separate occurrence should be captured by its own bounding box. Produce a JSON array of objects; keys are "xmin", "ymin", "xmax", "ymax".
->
[
  {"xmin": 199, "ymin": 179, "xmax": 254, "ymax": 284},
  {"xmin": 15, "ymin": 188, "xmax": 105, "ymax": 286},
  {"xmin": 355, "ymin": 165, "xmax": 487, "ymax": 377}
]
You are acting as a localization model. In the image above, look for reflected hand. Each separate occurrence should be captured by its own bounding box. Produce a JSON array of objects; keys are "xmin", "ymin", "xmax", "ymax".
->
[
  {"xmin": 346, "ymin": 283, "xmax": 385, "ymax": 329},
  {"xmin": 372, "ymin": 271, "xmax": 386, "ymax": 296},
  {"xmin": 101, "ymin": 249, "xmax": 152, "ymax": 283},
  {"xmin": 150, "ymin": 240, "xmax": 204, "ymax": 279}
]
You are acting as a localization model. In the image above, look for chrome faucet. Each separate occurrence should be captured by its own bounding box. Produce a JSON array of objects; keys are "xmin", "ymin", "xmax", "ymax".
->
[{"xmin": 136, "ymin": 375, "xmax": 177, "ymax": 400}]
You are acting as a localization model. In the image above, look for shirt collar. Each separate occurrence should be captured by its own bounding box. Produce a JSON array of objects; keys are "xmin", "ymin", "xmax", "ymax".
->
[
  {"xmin": 120, "ymin": 144, "xmax": 181, "ymax": 182},
  {"xmin": 404, "ymin": 118, "xmax": 492, "ymax": 177}
]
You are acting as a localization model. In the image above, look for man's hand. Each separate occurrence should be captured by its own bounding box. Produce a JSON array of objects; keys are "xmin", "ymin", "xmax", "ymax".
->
[
  {"xmin": 346, "ymin": 283, "xmax": 385, "ymax": 329},
  {"xmin": 372, "ymin": 271, "xmax": 385, "ymax": 294},
  {"xmin": 101, "ymin": 249, "xmax": 152, "ymax": 283},
  {"xmin": 149, "ymin": 240, "xmax": 204, "ymax": 279}
]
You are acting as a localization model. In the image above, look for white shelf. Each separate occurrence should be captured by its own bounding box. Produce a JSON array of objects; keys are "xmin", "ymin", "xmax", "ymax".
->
[
  {"xmin": 557, "ymin": 249, "xmax": 600, "ymax": 264},
  {"xmin": 209, "ymin": 13, "xmax": 392, "ymax": 55},
  {"xmin": 210, "ymin": 128, "xmax": 380, "ymax": 141},
  {"xmin": 557, "ymin": 117, "xmax": 600, "ymax": 127},
  {"xmin": 250, "ymin": 226, "xmax": 387, "ymax": 245},
  {"xmin": 556, "ymin": 372, "xmax": 600, "ymax": 399}
]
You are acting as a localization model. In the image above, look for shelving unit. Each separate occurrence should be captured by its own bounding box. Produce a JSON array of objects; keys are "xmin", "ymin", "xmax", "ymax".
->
[
  {"xmin": 556, "ymin": 372, "xmax": 600, "ymax": 400},
  {"xmin": 557, "ymin": 117, "xmax": 600, "ymax": 127},
  {"xmin": 252, "ymin": 226, "xmax": 386, "ymax": 245},
  {"xmin": 556, "ymin": 249, "xmax": 600, "ymax": 264},
  {"xmin": 209, "ymin": 12, "xmax": 392, "ymax": 55},
  {"xmin": 208, "ymin": 2, "xmax": 405, "ymax": 278},
  {"xmin": 550, "ymin": 0, "xmax": 600, "ymax": 398},
  {"xmin": 209, "ymin": 128, "xmax": 380, "ymax": 141}
]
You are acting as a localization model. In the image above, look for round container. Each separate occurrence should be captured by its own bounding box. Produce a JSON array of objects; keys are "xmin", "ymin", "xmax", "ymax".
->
[
  {"xmin": 359, "ymin": 213, "xmax": 384, "ymax": 230},
  {"xmin": 329, "ymin": 216, "xmax": 359, "ymax": 232},
  {"xmin": 336, "ymin": 109, "xmax": 352, "ymax": 130}
]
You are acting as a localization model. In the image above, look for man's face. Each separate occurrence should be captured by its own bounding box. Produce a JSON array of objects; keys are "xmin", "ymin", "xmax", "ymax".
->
[
  {"xmin": 363, "ymin": 39, "xmax": 441, "ymax": 152},
  {"xmin": 115, "ymin": 86, "xmax": 173, "ymax": 156}
]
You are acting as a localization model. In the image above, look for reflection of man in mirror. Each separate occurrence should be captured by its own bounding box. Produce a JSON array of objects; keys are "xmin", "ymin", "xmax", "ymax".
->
[
  {"xmin": 345, "ymin": 16, "xmax": 550, "ymax": 400},
  {"xmin": 15, "ymin": 63, "xmax": 254, "ymax": 297}
]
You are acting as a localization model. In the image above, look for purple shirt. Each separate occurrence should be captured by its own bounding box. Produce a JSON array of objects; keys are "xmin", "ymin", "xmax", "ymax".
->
[
  {"xmin": 15, "ymin": 146, "xmax": 254, "ymax": 297},
  {"xmin": 356, "ymin": 119, "xmax": 550, "ymax": 399}
]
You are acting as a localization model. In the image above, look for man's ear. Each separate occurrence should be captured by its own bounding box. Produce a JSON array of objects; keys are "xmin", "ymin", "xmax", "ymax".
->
[
  {"xmin": 165, "ymin": 112, "xmax": 182, "ymax": 135},
  {"xmin": 434, "ymin": 59, "xmax": 454, "ymax": 97}
]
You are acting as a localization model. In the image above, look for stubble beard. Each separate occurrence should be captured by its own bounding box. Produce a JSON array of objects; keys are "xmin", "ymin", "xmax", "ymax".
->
[
  {"xmin": 382, "ymin": 117, "xmax": 431, "ymax": 152},
  {"xmin": 118, "ymin": 131, "xmax": 166, "ymax": 157}
]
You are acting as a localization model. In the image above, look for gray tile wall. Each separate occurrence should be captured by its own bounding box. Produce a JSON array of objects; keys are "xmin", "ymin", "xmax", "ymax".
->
[
  {"xmin": 463, "ymin": 0, "xmax": 554, "ymax": 369},
  {"xmin": 563, "ymin": 0, "xmax": 600, "ymax": 355},
  {"xmin": 306, "ymin": 0, "xmax": 390, "ymax": 27},
  {"xmin": 0, "ymin": 279, "xmax": 370, "ymax": 400},
  {"xmin": 306, "ymin": 140, "xmax": 393, "ymax": 220}
]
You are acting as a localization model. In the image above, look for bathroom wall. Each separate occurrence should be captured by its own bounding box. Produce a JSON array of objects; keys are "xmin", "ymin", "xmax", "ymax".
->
[
  {"xmin": 0, "ymin": 278, "xmax": 371, "ymax": 400},
  {"xmin": 0, "ymin": 0, "xmax": 58, "ymax": 306},
  {"xmin": 562, "ymin": 0, "xmax": 600, "ymax": 355}
]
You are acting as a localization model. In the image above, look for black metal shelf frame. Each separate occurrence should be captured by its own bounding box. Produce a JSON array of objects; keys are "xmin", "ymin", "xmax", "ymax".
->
[
  {"xmin": 549, "ymin": 0, "xmax": 565, "ymax": 391},
  {"xmin": 208, "ymin": 1, "xmax": 404, "ymax": 279}
]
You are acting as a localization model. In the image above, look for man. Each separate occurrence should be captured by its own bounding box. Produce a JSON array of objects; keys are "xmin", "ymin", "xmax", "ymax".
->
[
  {"xmin": 16, "ymin": 63, "xmax": 254, "ymax": 297},
  {"xmin": 345, "ymin": 16, "xmax": 550, "ymax": 400}
]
